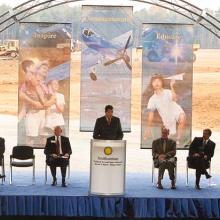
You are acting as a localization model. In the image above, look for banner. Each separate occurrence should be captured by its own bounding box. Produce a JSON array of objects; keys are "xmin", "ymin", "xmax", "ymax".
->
[
  {"xmin": 141, "ymin": 24, "xmax": 193, "ymax": 149},
  {"xmin": 80, "ymin": 5, "xmax": 133, "ymax": 131},
  {"xmin": 90, "ymin": 139, "xmax": 126, "ymax": 195},
  {"xmin": 18, "ymin": 22, "xmax": 71, "ymax": 148}
]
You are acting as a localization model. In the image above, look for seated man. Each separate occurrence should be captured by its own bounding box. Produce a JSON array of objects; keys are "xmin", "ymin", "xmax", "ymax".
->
[
  {"xmin": 0, "ymin": 137, "xmax": 5, "ymax": 179},
  {"xmin": 188, "ymin": 128, "xmax": 215, "ymax": 190},
  {"xmin": 152, "ymin": 127, "xmax": 176, "ymax": 189},
  {"xmin": 44, "ymin": 126, "xmax": 72, "ymax": 187}
]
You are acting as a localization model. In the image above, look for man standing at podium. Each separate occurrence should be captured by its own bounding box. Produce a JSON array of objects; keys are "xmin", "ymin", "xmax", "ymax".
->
[{"xmin": 93, "ymin": 105, "xmax": 123, "ymax": 140}]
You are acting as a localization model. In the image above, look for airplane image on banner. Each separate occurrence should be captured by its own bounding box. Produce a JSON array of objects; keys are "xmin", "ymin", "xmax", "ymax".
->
[{"xmin": 81, "ymin": 28, "xmax": 133, "ymax": 81}]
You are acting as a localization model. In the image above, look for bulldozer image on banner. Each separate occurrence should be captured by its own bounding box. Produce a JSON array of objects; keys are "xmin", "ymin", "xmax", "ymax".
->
[{"xmin": 0, "ymin": 39, "xmax": 19, "ymax": 58}]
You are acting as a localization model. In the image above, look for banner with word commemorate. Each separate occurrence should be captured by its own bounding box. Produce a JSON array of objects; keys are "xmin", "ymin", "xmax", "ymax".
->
[
  {"xmin": 90, "ymin": 139, "xmax": 126, "ymax": 195},
  {"xmin": 141, "ymin": 23, "xmax": 193, "ymax": 149},
  {"xmin": 18, "ymin": 22, "xmax": 71, "ymax": 148},
  {"xmin": 81, "ymin": 5, "xmax": 133, "ymax": 131}
]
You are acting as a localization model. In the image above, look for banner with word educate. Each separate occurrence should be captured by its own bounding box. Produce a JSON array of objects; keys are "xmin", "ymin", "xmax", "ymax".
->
[
  {"xmin": 141, "ymin": 23, "xmax": 193, "ymax": 149},
  {"xmin": 18, "ymin": 22, "xmax": 71, "ymax": 148},
  {"xmin": 81, "ymin": 5, "xmax": 133, "ymax": 131}
]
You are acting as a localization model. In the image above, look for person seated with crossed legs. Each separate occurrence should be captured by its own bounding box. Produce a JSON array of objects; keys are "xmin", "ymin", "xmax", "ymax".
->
[
  {"xmin": 152, "ymin": 127, "xmax": 177, "ymax": 189},
  {"xmin": 188, "ymin": 128, "xmax": 215, "ymax": 190},
  {"xmin": 44, "ymin": 126, "xmax": 72, "ymax": 187}
]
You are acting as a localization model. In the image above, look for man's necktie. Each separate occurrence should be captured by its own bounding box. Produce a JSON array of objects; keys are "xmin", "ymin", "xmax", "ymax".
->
[
  {"xmin": 56, "ymin": 138, "xmax": 60, "ymax": 155},
  {"xmin": 163, "ymin": 140, "xmax": 166, "ymax": 153},
  {"xmin": 107, "ymin": 117, "xmax": 111, "ymax": 126}
]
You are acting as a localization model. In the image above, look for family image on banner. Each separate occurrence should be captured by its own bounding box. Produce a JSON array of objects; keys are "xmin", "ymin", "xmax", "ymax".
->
[
  {"xmin": 80, "ymin": 5, "xmax": 134, "ymax": 132},
  {"xmin": 141, "ymin": 24, "xmax": 193, "ymax": 149},
  {"xmin": 18, "ymin": 22, "xmax": 71, "ymax": 148}
]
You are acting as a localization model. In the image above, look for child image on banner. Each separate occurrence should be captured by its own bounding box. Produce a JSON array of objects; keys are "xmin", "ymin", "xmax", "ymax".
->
[
  {"xmin": 45, "ymin": 80, "xmax": 65, "ymax": 133},
  {"xmin": 143, "ymin": 74, "xmax": 186, "ymax": 145},
  {"xmin": 18, "ymin": 60, "xmax": 45, "ymax": 120},
  {"xmin": 19, "ymin": 60, "xmax": 57, "ymax": 145}
]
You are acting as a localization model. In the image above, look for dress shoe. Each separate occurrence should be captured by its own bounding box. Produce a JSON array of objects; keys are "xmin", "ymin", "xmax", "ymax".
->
[
  {"xmin": 171, "ymin": 180, "xmax": 176, "ymax": 189},
  {"xmin": 157, "ymin": 182, "xmax": 163, "ymax": 189},
  {"xmin": 62, "ymin": 180, "xmax": 67, "ymax": 187},
  {"xmin": 205, "ymin": 174, "xmax": 212, "ymax": 179},
  {"xmin": 171, "ymin": 185, "xmax": 176, "ymax": 189},
  {"xmin": 195, "ymin": 184, "xmax": 201, "ymax": 190},
  {"xmin": 51, "ymin": 179, "xmax": 57, "ymax": 186}
]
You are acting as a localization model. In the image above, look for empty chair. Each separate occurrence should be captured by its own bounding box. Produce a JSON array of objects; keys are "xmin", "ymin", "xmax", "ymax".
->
[{"xmin": 10, "ymin": 146, "xmax": 35, "ymax": 185}]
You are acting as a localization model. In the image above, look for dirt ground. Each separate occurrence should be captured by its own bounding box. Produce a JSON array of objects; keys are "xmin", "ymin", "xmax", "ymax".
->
[{"xmin": 0, "ymin": 49, "xmax": 219, "ymax": 131}]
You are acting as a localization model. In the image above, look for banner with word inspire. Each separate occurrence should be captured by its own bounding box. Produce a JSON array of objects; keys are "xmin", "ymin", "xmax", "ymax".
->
[{"xmin": 18, "ymin": 22, "xmax": 71, "ymax": 148}]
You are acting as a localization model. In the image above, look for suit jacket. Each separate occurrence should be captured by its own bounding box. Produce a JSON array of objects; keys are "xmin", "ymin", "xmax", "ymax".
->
[
  {"xmin": 189, "ymin": 137, "xmax": 215, "ymax": 160},
  {"xmin": 93, "ymin": 116, "xmax": 123, "ymax": 140},
  {"xmin": 0, "ymin": 137, "xmax": 5, "ymax": 166},
  {"xmin": 0, "ymin": 137, "xmax": 5, "ymax": 156},
  {"xmin": 152, "ymin": 138, "xmax": 176, "ymax": 162},
  {"xmin": 44, "ymin": 136, "xmax": 72, "ymax": 159}
]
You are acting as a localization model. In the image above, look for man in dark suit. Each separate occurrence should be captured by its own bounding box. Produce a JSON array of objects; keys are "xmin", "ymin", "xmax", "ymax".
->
[
  {"xmin": 188, "ymin": 129, "xmax": 215, "ymax": 190},
  {"xmin": 152, "ymin": 127, "xmax": 176, "ymax": 189},
  {"xmin": 93, "ymin": 105, "xmax": 123, "ymax": 140},
  {"xmin": 0, "ymin": 137, "xmax": 5, "ymax": 179},
  {"xmin": 44, "ymin": 126, "xmax": 72, "ymax": 187}
]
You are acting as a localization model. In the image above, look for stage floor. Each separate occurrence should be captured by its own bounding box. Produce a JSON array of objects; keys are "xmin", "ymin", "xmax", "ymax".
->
[
  {"xmin": 0, "ymin": 172, "xmax": 220, "ymax": 218},
  {"xmin": 0, "ymin": 172, "xmax": 220, "ymax": 198},
  {"xmin": 0, "ymin": 172, "xmax": 219, "ymax": 198},
  {"xmin": 0, "ymin": 116, "xmax": 220, "ymax": 217}
]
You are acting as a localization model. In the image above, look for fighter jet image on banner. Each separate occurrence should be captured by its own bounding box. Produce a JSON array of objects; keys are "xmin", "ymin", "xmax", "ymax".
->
[{"xmin": 81, "ymin": 28, "xmax": 132, "ymax": 80}]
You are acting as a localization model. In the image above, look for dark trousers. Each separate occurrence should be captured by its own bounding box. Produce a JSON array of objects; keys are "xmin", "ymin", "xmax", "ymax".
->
[
  {"xmin": 188, "ymin": 156, "xmax": 210, "ymax": 184},
  {"xmin": 46, "ymin": 157, "xmax": 69, "ymax": 180},
  {"xmin": 158, "ymin": 160, "xmax": 175, "ymax": 181}
]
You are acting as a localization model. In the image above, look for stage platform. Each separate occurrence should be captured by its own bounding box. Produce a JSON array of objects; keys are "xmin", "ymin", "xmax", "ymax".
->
[{"xmin": 0, "ymin": 172, "xmax": 219, "ymax": 218}]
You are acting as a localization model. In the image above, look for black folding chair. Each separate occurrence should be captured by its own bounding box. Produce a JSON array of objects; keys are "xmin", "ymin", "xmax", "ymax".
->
[
  {"xmin": 186, "ymin": 156, "xmax": 211, "ymax": 187},
  {"xmin": 0, "ymin": 137, "xmax": 5, "ymax": 184},
  {"xmin": 10, "ymin": 146, "xmax": 35, "ymax": 185},
  {"xmin": 152, "ymin": 157, "xmax": 177, "ymax": 186}
]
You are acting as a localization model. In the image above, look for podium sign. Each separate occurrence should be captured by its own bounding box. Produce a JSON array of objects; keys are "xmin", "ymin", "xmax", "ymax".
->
[{"xmin": 89, "ymin": 139, "xmax": 126, "ymax": 195}]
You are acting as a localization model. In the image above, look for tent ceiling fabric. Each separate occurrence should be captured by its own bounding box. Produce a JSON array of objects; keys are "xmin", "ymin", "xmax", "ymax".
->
[{"xmin": 0, "ymin": 0, "xmax": 219, "ymax": 37}]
